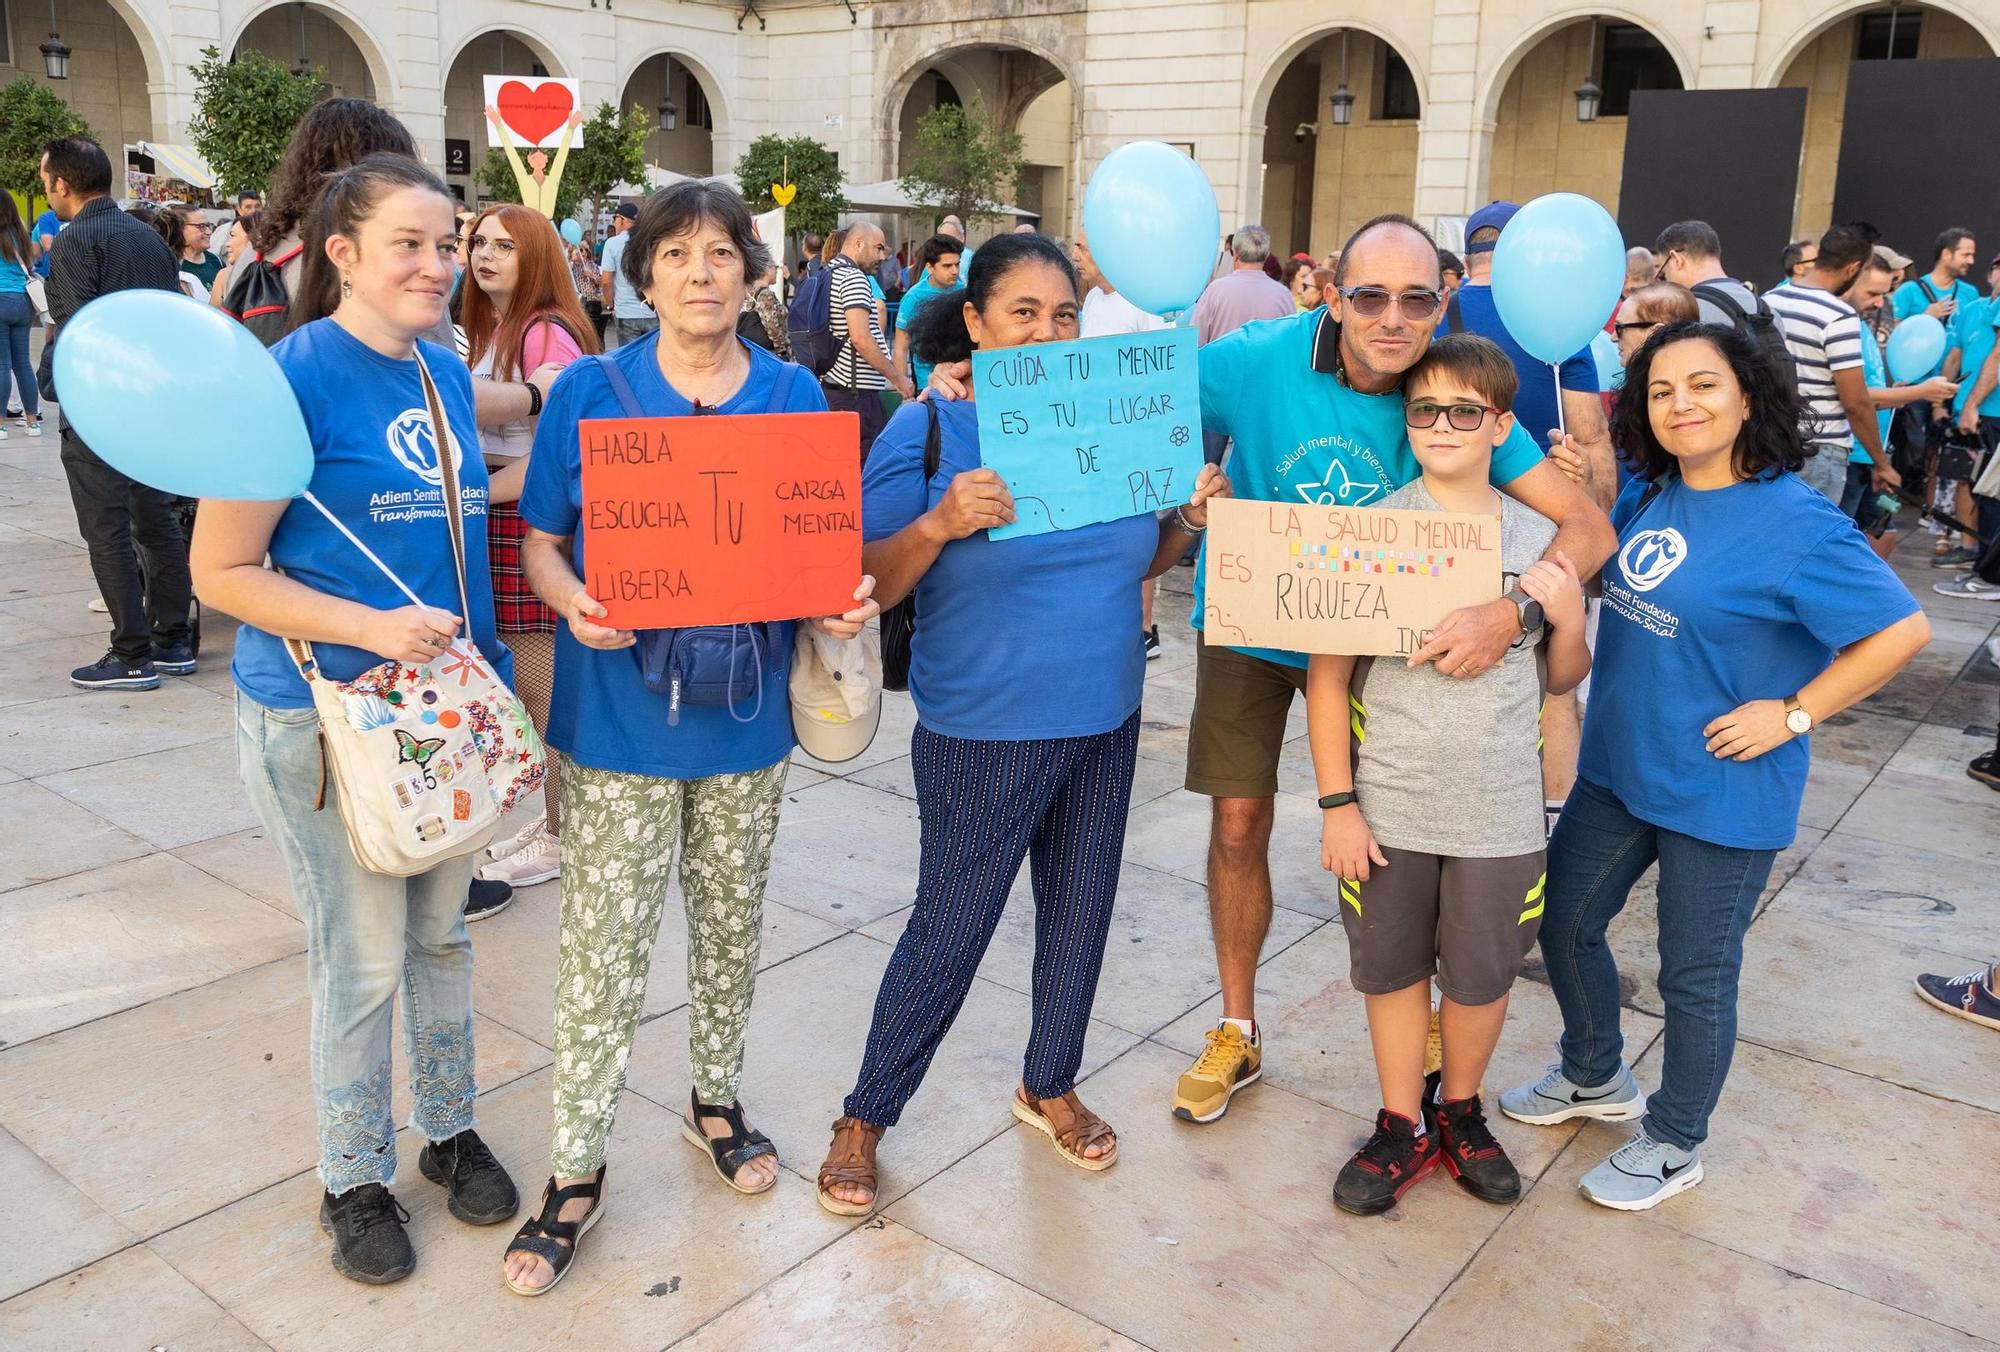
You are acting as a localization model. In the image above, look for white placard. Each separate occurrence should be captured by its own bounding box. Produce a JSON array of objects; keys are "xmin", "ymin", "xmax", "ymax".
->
[{"xmin": 483, "ymin": 75, "xmax": 587, "ymax": 149}]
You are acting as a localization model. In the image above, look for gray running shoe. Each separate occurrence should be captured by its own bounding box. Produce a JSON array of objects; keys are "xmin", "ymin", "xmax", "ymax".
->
[
  {"xmin": 1933, "ymin": 574, "xmax": 2000, "ymax": 601},
  {"xmin": 1498, "ymin": 1060, "xmax": 1646, "ymax": 1125},
  {"xmin": 1578, "ymin": 1128, "xmax": 1703, "ymax": 1211}
]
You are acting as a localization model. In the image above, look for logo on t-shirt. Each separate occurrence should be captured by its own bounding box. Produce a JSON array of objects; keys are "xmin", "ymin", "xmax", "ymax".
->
[
  {"xmin": 386, "ymin": 408, "xmax": 452, "ymax": 486},
  {"xmin": 1619, "ymin": 527, "xmax": 1689, "ymax": 592}
]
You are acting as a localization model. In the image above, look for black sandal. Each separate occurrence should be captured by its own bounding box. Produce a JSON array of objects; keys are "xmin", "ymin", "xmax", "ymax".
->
[
  {"xmin": 682, "ymin": 1092, "xmax": 779, "ymax": 1195},
  {"xmin": 501, "ymin": 1166, "xmax": 605, "ymax": 1298}
]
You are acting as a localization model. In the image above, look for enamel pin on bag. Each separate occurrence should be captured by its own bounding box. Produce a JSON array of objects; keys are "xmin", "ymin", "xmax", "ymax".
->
[{"xmin": 285, "ymin": 353, "xmax": 546, "ymax": 876}]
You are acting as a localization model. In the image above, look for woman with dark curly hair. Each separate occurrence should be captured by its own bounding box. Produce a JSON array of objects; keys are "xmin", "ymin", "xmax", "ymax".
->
[{"xmin": 1498, "ymin": 321, "xmax": 1930, "ymax": 1211}]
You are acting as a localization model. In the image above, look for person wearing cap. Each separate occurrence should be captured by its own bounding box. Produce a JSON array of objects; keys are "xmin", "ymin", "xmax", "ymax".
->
[
  {"xmin": 597, "ymin": 202, "xmax": 652, "ymax": 347},
  {"xmin": 503, "ymin": 181, "xmax": 879, "ymax": 1298}
]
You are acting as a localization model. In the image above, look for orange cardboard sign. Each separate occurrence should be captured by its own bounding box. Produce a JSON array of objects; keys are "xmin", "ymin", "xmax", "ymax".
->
[{"xmin": 578, "ymin": 412, "xmax": 861, "ymax": 629}]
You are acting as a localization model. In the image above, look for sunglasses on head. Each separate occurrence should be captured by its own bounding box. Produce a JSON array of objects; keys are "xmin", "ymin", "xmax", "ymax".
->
[
  {"xmin": 1336, "ymin": 285, "xmax": 1443, "ymax": 321},
  {"xmin": 1405, "ymin": 400, "xmax": 1499, "ymax": 431}
]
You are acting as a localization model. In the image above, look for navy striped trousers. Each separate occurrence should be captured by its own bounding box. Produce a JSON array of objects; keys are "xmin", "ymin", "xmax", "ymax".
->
[{"xmin": 844, "ymin": 712, "xmax": 1140, "ymax": 1127}]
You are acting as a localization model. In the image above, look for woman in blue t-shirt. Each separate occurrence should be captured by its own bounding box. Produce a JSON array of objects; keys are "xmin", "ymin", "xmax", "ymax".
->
[
  {"xmin": 815, "ymin": 233, "xmax": 1229, "ymax": 1217},
  {"xmin": 1498, "ymin": 322, "xmax": 1929, "ymax": 1211},
  {"xmin": 501, "ymin": 181, "xmax": 878, "ymax": 1298},
  {"xmin": 192, "ymin": 154, "xmax": 519, "ymax": 1285}
]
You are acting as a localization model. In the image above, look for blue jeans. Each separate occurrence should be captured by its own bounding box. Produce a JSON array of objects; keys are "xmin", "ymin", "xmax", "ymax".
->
[
  {"xmin": 0, "ymin": 291, "xmax": 37, "ymax": 416},
  {"xmin": 235, "ymin": 692, "xmax": 480, "ymax": 1194},
  {"xmin": 1540, "ymin": 777, "xmax": 1776, "ymax": 1151}
]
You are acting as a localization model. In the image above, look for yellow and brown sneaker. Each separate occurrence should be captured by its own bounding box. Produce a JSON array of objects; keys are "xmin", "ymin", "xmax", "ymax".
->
[{"xmin": 1172, "ymin": 1023, "xmax": 1262, "ymax": 1123}]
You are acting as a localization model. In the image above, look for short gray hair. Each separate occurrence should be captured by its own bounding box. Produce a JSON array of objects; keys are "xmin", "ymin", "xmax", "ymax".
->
[
  {"xmin": 1625, "ymin": 246, "xmax": 1656, "ymax": 281},
  {"xmin": 622, "ymin": 179, "xmax": 773, "ymax": 296},
  {"xmin": 1231, "ymin": 225, "xmax": 1272, "ymax": 263}
]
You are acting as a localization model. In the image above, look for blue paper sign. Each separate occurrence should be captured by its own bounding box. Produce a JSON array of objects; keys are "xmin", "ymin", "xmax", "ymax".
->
[{"xmin": 971, "ymin": 327, "xmax": 1202, "ymax": 540}]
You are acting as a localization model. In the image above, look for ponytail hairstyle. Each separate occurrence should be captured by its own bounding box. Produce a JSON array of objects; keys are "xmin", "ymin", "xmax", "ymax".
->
[
  {"xmin": 462, "ymin": 202, "xmax": 601, "ymax": 379},
  {"xmin": 289, "ymin": 152, "xmax": 453, "ymax": 333},
  {"xmin": 906, "ymin": 230, "xmax": 1079, "ymax": 369}
]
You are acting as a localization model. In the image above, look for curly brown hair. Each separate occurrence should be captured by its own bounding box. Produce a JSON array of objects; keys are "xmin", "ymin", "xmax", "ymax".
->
[{"xmin": 252, "ymin": 98, "xmax": 415, "ymax": 256}]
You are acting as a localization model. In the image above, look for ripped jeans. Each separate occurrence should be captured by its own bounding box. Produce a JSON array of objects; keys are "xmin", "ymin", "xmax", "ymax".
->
[{"xmin": 235, "ymin": 692, "xmax": 480, "ymax": 1194}]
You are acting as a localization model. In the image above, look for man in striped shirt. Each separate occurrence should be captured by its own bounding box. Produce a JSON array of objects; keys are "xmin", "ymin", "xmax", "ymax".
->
[{"xmin": 1766, "ymin": 224, "xmax": 1898, "ymax": 502}]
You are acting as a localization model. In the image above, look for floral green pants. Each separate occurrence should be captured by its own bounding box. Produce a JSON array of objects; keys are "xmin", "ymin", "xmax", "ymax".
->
[{"xmin": 549, "ymin": 754, "xmax": 788, "ymax": 1177}]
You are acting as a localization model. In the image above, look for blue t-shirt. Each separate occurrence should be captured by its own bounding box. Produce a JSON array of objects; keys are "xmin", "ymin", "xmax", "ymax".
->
[
  {"xmin": 1192, "ymin": 310, "xmax": 1547, "ymax": 668},
  {"xmin": 1440, "ymin": 284, "xmax": 1599, "ymax": 451},
  {"xmin": 33, "ymin": 210, "xmax": 61, "ymax": 278},
  {"xmin": 1850, "ymin": 324, "xmax": 1895, "ymax": 465},
  {"xmin": 1892, "ymin": 277, "xmax": 1980, "ymax": 379},
  {"xmin": 519, "ymin": 335, "xmax": 825, "ymax": 779},
  {"xmin": 862, "ymin": 398, "xmax": 1155, "ymax": 741},
  {"xmin": 1949, "ymin": 296, "xmax": 2000, "ymax": 418},
  {"xmin": 1580, "ymin": 471, "xmax": 1919, "ymax": 850},
  {"xmin": 895, "ymin": 275, "xmax": 959, "ymax": 389},
  {"xmin": 233, "ymin": 321, "xmax": 506, "ymax": 709}
]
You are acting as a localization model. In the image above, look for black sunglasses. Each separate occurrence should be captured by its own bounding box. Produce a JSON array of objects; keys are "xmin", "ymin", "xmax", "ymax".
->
[
  {"xmin": 1615, "ymin": 321, "xmax": 1661, "ymax": 334},
  {"xmin": 1405, "ymin": 400, "xmax": 1499, "ymax": 431},
  {"xmin": 1337, "ymin": 285, "xmax": 1443, "ymax": 321}
]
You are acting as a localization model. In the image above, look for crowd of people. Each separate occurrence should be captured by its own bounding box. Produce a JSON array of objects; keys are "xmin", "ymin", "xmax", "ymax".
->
[{"xmin": 16, "ymin": 94, "xmax": 1993, "ymax": 1294}]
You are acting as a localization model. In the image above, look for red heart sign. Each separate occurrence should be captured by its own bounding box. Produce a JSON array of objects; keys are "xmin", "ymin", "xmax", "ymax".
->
[{"xmin": 495, "ymin": 79, "xmax": 573, "ymax": 146}]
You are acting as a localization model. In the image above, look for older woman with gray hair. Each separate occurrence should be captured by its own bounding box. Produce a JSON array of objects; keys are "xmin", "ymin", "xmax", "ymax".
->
[{"xmin": 501, "ymin": 181, "xmax": 878, "ymax": 1296}]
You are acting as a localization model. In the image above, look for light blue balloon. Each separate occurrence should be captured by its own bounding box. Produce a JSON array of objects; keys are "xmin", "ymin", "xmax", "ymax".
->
[
  {"xmin": 1589, "ymin": 330, "xmax": 1624, "ymax": 390},
  {"xmin": 1886, "ymin": 313, "xmax": 1947, "ymax": 384},
  {"xmin": 1491, "ymin": 193, "xmax": 1627, "ymax": 366},
  {"xmin": 1082, "ymin": 141, "xmax": 1221, "ymax": 316},
  {"xmin": 560, "ymin": 217, "xmax": 584, "ymax": 246},
  {"xmin": 52, "ymin": 290, "xmax": 311, "ymax": 500}
]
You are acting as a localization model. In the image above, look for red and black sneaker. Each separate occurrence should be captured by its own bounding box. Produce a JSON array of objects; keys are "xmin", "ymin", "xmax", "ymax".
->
[
  {"xmin": 1431, "ymin": 1092, "xmax": 1522, "ymax": 1204},
  {"xmin": 1333, "ymin": 1109, "xmax": 1442, "ymax": 1215}
]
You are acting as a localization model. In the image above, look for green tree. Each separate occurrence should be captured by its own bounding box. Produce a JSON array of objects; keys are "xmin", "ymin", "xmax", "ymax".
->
[
  {"xmin": 735, "ymin": 134, "xmax": 846, "ymax": 238},
  {"xmin": 897, "ymin": 99, "xmax": 1023, "ymax": 225},
  {"xmin": 476, "ymin": 102, "xmax": 648, "ymax": 224},
  {"xmin": 188, "ymin": 46, "xmax": 324, "ymax": 196},
  {"xmin": 0, "ymin": 77, "xmax": 93, "ymax": 199}
]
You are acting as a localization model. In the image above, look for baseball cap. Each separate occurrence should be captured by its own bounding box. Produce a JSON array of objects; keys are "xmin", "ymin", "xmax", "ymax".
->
[
  {"xmin": 614, "ymin": 202, "xmax": 640, "ymax": 221},
  {"xmin": 1874, "ymin": 243, "xmax": 1913, "ymax": 272},
  {"xmin": 789, "ymin": 627, "xmax": 881, "ymax": 764},
  {"xmin": 1463, "ymin": 201, "xmax": 1521, "ymax": 254}
]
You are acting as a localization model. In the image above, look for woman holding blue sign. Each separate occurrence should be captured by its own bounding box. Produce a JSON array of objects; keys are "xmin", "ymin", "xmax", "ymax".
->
[
  {"xmin": 502, "ymin": 180, "xmax": 878, "ymax": 1297},
  {"xmin": 815, "ymin": 233, "xmax": 1229, "ymax": 1217}
]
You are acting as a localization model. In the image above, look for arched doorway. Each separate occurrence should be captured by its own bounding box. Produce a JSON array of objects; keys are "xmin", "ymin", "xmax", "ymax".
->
[
  {"xmin": 233, "ymin": 3, "xmax": 380, "ymax": 100},
  {"xmin": 7, "ymin": 0, "xmax": 167, "ymax": 172},
  {"xmin": 892, "ymin": 44, "xmax": 1072, "ymax": 236},
  {"xmin": 442, "ymin": 28, "xmax": 564, "ymax": 206},
  {"xmin": 619, "ymin": 53, "xmax": 719, "ymax": 177},
  {"xmin": 1775, "ymin": 5, "xmax": 1996, "ymax": 240},
  {"xmin": 1257, "ymin": 28, "xmax": 1423, "ymax": 259},
  {"xmin": 1485, "ymin": 18, "xmax": 1685, "ymax": 216}
]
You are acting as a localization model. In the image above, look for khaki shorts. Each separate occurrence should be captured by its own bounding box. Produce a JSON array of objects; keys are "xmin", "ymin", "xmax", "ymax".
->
[
  {"xmin": 1337, "ymin": 845, "xmax": 1546, "ymax": 1006},
  {"xmin": 1185, "ymin": 642, "xmax": 1309, "ymax": 798}
]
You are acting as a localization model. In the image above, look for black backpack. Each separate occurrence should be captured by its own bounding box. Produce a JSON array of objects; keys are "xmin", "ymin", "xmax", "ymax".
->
[
  {"xmin": 1695, "ymin": 281, "xmax": 1799, "ymax": 397},
  {"xmin": 879, "ymin": 401, "xmax": 941, "ymax": 692},
  {"xmin": 220, "ymin": 243, "xmax": 304, "ymax": 347}
]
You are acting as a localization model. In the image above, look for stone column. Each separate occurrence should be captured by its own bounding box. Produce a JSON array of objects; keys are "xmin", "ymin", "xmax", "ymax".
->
[
  {"xmin": 393, "ymin": 0, "xmax": 443, "ymax": 169},
  {"xmin": 159, "ymin": 0, "xmax": 224, "ymax": 142},
  {"xmin": 1695, "ymin": 0, "xmax": 1761, "ymax": 87},
  {"xmin": 1412, "ymin": 0, "xmax": 1485, "ymax": 223}
]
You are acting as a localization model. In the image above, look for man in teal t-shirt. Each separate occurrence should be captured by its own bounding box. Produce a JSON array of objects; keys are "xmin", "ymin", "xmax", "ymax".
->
[
  {"xmin": 1168, "ymin": 215, "xmax": 1618, "ymax": 1130},
  {"xmin": 892, "ymin": 234, "xmax": 963, "ymax": 390}
]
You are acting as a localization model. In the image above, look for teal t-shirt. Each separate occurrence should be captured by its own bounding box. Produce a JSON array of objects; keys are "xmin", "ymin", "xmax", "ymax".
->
[
  {"xmin": 1950, "ymin": 296, "xmax": 2000, "ymax": 418},
  {"xmin": 1850, "ymin": 325, "xmax": 1895, "ymax": 465},
  {"xmin": 1192, "ymin": 310, "xmax": 1547, "ymax": 669},
  {"xmin": 895, "ymin": 273, "xmax": 959, "ymax": 389},
  {"xmin": 1891, "ymin": 277, "xmax": 1979, "ymax": 379}
]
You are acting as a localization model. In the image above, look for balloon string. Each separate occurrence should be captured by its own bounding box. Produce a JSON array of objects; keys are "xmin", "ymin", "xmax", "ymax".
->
[
  {"xmin": 300, "ymin": 490, "xmax": 432, "ymax": 613},
  {"xmin": 1552, "ymin": 362, "xmax": 1568, "ymax": 439}
]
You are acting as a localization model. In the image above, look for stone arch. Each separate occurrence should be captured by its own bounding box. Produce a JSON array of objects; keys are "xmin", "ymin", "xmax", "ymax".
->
[
  {"xmin": 442, "ymin": 22, "xmax": 569, "ymax": 82},
  {"xmin": 228, "ymin": 0, "xmax": 397, "ymax": 108},
  {"xmin": 618, "ymin": 48, "xmax": 731, "ymax": 176},
  {"xmin": 1759, "ymin": 0, "xmax": 1998, "ymax": 86},
  {"xmin": 1245, "ymin": 19, "xmax": 1428, "ymax": 130},
  {"xmin": 1477, "ymin": 7, "xmax": 1693, "ymax": 126},
  {"xmin": 882, "ymin": 33, "xmax": 1079, "ymax": 181}
]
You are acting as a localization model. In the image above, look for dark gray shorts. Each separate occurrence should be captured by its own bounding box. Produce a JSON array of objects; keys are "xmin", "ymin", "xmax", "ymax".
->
[{"xmin": 1336, "ymin": 845, "xmax": 1546, "ymax": 1006}]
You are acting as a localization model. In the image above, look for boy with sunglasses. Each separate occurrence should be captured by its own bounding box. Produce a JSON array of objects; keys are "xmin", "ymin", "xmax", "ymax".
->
[{"xmin": 1304, "ymin": 334, "xmax": 1590, "ymax": 1215}]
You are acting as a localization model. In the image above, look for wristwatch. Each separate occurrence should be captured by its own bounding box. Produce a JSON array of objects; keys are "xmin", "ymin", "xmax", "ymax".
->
[
  {"xmin": 1503, "ymin": 586, "xmax": 1543, "ymax": 640},
  {"xmin": 1318, "ymin": 791, "xmax": 1357, "ymax": 810},
  {"xmin": 1784, "ymin": 696, "xmax": 1814, "ymax": 736}
]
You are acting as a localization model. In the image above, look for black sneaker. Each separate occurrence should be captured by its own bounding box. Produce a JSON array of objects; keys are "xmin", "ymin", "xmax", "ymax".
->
[
  {"xmin": 1143, "ymin": 625, "xmax": 1162, "ymax": 661},
  {"xmin": 71, "ymin": 651, "xmax": 159, "ymax": 691},
  {"xmin": 465, "ymin": 877, "xmax": 514, "ymax": 921},
  {"xmin": 318, "ymin": 1183, "xmax": 415, "ymax": 1284},
  {"xmin": 1431, "ymin": 1092, "xmax": 1522, "ymax": 1203},
  {"xmin": 418, "ymin": 1128, "xmax": 519, "ymax": 1224},
  {"xmin": 153, "ymin": 641, "xmax": 197, "ymax": 675},
  {"xmin": 1332, "ymin": 1109, "xmax": 1441, "ymax": 1215}
]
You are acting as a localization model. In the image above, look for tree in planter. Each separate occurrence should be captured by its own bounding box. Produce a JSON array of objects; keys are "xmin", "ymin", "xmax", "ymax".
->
[
  {"xmin": 0, "ymin": 77, "xmax": 93, "ymax": 200},
  {"xmin": 734, "ymin": 134, "xmax": 846, "ymax": 239},
  {"xmin": 897, "ymin": 99, "xmax": 1023, "ymax": 226},
  {"xmin": 189, "ymin": 46, "xmax": 324, "ymax": 196},
  {"xmin": 476, "ymin": 101, "xmax": 649, "ymax": 225}
]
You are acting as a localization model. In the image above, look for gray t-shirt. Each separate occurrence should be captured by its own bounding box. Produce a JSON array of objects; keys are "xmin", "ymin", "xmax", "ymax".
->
[
  {"xmin": 1690, "ymin": 277, "xmax": 1759, "ymax": 328},
  {"xmin": 1351, "ymin": 480, "xmax": 1557, "ymax": 858}
]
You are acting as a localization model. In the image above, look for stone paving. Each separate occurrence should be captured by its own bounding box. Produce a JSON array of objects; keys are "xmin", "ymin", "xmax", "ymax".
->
[{"xmin": 1, "ymin": 419, "xmax": 1997, "ymax": 1350}]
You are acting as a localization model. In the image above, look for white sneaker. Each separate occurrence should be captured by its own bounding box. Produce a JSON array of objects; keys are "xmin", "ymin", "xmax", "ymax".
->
[
  {"xmin": 23, "ymin": 422, "xmax": 40, "ymax": 437},
  {"xmin": 487, "ymin": 814, "xmax": 548, "ymax": 861},
  {"xmin": 477, "ymin": 825, "xmax": 560, "ymax": 886},
  {"xmin": 87, "ymin": 597, "xmax": 108, "ymax": 614}
]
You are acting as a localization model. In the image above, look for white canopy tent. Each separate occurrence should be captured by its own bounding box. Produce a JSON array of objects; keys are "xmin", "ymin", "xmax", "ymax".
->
[{"xmin": 839, "ymin": 178, "xmax": 1038, "ymax": 221}]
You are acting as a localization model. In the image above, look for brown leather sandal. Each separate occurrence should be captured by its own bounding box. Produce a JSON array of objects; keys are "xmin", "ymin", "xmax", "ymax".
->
[
  {"xmin": 817, "ymin": 1115, "xmax": 884, "ymax": 1217},
  {"xmin": 1012, "ymin": 1089, "xmax": 1119, "ymax": 1171}
]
